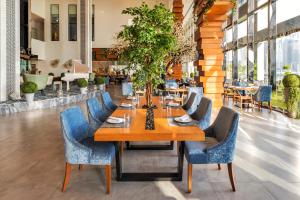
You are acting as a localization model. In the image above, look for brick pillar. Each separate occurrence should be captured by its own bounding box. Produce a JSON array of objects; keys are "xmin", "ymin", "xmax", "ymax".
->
[
  {"xmin": 171, "ymin": 0, "xmax": 184, "ymax": 80},
  {"xmin": 194, "ymin": 0, "xmax": 233, "ymax": 108}
]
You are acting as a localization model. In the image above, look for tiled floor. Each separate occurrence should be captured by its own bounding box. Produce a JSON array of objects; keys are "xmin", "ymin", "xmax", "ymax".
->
[{"xmin": 1, "ymin": 85, "xmax": 300, "ymax": 200}]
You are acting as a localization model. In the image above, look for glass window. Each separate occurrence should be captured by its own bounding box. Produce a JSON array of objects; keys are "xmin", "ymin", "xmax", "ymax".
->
[
  {"xmin": 256, "ymin": 6, "xmax": 268, "ymax": 31},
  {"xmin": 68, "ymin": 4, "xmax": 77, "ymax": 41},
  {"xmin": 257, "ymin": 0, "xmax": 268, "ymax": 8},
  {"xmin": 276, "ymin": 32, "xmax": 300, "ymax": 82},
  {"xmin": 225, "ymin": 51, "xmax": 233, "ymax": 81},
  {"xmin": 238, "ymin": 0, "xmax": 247, "ymax": 7},
  {"xmin": 51, "ymin": 4, "xmax": 59, "ymax": 41},
  {"xmin": 238, "ymin": 47, "xmax": 247, "ymax": 81},
  {"xmin": 92, "ymin": 5, "xmax": 95, "ymax": 41},
  {"xmin": 238, "ymin": 20, "xmax": 247, "ymax": 39},
  {"xmin": 256, "ymin": 41, "xmax": 268, "ymax": 83},
  {"xmin": 276, "ymin": 0, "xmax": 300, "ymax": 24},
  {"xmin": 226, "ymin": 28, "xmax": 233, "ymax": 43}
]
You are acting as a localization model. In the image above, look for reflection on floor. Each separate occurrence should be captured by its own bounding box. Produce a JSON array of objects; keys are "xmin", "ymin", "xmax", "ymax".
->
[{"xmin": 1, "ymin": 85, "xmax": 300, "ymax": 200}]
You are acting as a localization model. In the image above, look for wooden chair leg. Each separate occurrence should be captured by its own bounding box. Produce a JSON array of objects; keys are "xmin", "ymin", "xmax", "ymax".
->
[
  {"xmin": 218, "ymin": 164, "xmax": 221, "ymax": 170},
  {"xmin": 62, "ymin": 163, "xmax": 71, "ymax": 192},
  {"xmin": 269, "ymin": 102, "xmax": 272, "ymax": 111},
  {"xmin": 105, "ymin": 165, "xmax": 111, "ymax": 194},
  {"xmin": 187, "ymin": 164, "xmax": 192, "ymax": 193},
  {"xmin": 227, "ymin": 163, "xmax": 236, "ymax": 192},
  {"xmin": 79, "ymin": 164, "xmax": 83, "ymax": 170}
]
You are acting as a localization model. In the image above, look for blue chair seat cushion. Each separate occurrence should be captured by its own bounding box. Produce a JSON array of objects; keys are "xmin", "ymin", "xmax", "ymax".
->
[
  {"xmin": 185, "ymin": 137, "xmax": 218, "ymax": 164},
  {"xmin": 80, "ymin": 137, "xmax": 115, "ymax": 165}
]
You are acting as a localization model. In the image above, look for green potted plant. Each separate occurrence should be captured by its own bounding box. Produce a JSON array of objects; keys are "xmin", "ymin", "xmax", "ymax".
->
[
  {"xmin": 77, "ymin": 78, "xmax": 88, "ymax": 94},
  {"xmin": 282, "ymin": 74, "xmax": 300, "ymax": 118},
  {"xmin": 95, "ymin": 76, "xmax": 106, "ymax": 91},
  {"xmin": 190, "ymin": 72, "xmax": 195, "ymax": 79},
  {"xmin": 21, "ymin": 81, "xmax": 38, "ymax": 104},
  {"xmin": 113, "ymin": 3, "xmax": 176, "ymax": 109}
]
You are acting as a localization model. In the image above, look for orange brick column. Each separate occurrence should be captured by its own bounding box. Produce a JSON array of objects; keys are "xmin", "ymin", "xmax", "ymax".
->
[
  {"xmin": 171, "ymin": 0, "xmax": 184, "ymax": 80},
  {"xmin": 194, "ymin": 0, "xmax": 233, "ymax": 108}
]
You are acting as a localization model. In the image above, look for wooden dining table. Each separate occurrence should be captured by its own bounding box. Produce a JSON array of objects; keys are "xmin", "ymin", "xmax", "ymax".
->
[{"xmin": 94, "ymin": 97, "xmax": 205, "ymax": 181}]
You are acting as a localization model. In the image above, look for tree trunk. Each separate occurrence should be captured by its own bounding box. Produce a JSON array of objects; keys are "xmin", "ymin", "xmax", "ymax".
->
[{"xmin": 146, "ymin": 81, "xmax": 153, "ymax": 108}]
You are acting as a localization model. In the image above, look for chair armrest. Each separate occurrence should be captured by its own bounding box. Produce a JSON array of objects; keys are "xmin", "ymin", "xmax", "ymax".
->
[{"xmin": 204, "ymin": 126, "xmax": 215, "ymax": 138}]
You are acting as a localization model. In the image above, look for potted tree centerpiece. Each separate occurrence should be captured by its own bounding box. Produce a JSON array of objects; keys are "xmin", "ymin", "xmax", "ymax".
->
[
  {"xmin": 77, "ymin": 78, "xmax": 88, "ymax": 94},
  {"xmin": 282, "ymin": 74, "xmax": 300, "ymax": 118},
  {"xmin": 112, "ymin": 3, "xmax": 177, "ymax": 129},
  {"xmin": 21, "ymin": 81, "xmax": 38, "ymax": 104},
  {"xmin": 95, "ymin": 76, "xmax": 106, "ymax": 91}
]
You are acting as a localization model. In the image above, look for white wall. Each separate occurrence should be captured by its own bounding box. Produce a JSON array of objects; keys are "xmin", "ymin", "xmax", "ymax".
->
[
  {"xmin": 31, "ymin": 0, "xmax": 81, "ymax": 76},
  {"xmin": 31, "ymin": 0, "xmax": 172, "ymax": 76},
  {"xmin": 31, "ymin": 0, "xmax": 46, "ymax": 18},
  {"xmin": 92, "ymin": 0, "xmax": 171, "ymax": 48}
]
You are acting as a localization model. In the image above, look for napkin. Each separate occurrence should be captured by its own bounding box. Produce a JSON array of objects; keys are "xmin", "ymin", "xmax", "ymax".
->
[
  {"xmin": 175, "ymin": 114, "xmax": 192, "ymax": 122},
  {"xmin": 107, "ymin": 116, "xmax": 125, "ymax": 123}
]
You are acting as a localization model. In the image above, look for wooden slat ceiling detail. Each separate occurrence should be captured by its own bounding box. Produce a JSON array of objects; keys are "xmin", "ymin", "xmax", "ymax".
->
[
  {"xmin": 171, "ymin": 0, "xmax": 184, "ymax": 80},
  {"xmin": 193, "ymin": 0, "xmax": 233, "ymax": 108}
]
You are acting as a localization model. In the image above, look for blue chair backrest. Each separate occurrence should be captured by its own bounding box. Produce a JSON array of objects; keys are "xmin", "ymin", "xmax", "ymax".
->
[
  {"xmin": 165, "ymin": 80, "xmax": 178, "ymax": 89},
  {"xmin": 60, "ymin": 106, "xmax": 88, "ymax": 142},
  {"xmin": 104, "ymin": 77, "xmax": 109, "ymax": 85},
  {"xmin": 122, "ymin": 82, "xmax": 133, "ymax": 96},
  {"xmin": 256, "ymin": 85, "xmax": 272, "ymax": 102},
  {"xmin": 87, "ymin": 97, "xmax": 108, "ymax": 123},
  {"xmin": 101, "ymin": 92, "xmax": 116, "ymax": 111},
  {"xmin": 186, "ymin": 87, "xmax": 203, "ymax": 114},
  {"xmin": 190, "ymin": 97, "xmax": 212, "ymax": 129},
  {"xmin": 212, "ymin": 107, "xmax": 239, "ymax": 143}
]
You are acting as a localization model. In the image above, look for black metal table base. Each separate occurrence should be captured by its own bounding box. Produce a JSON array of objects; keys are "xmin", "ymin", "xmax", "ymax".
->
[
  {"xmin": 125, "ymin": 141, "xmax": 174, "ymax": 150},
  {"xmin": 115, "ymin": 141, "xmax": 184, "ymax": 181}
]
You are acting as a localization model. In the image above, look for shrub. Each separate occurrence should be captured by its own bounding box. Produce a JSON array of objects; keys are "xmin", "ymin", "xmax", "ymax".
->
[
  {"xmin": 190, "ymin": 72, "xmax": 194, "ymax": 78},
  {"xmin": 282, "ymin": 74, "xmax": 300, "ymax": 88},
  {"xmin": 77, "ymin": 78, "xmax": 88, "ymax": 88},
  {"xmin": 21, "ymin": 82, "xmax": 38, "ymax": 94},
  {"xmin": 95, "ymin": 76, "xmax": 105, "ymax": 85},
  {"xmin": 285, "ymin": 87, "xmax": 299, "ymax": 111}
]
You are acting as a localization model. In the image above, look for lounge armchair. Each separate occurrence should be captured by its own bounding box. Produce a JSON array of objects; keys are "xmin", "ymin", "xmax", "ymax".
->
[
  {"xmin": 185, "ymin": 107, "xmax": 239, "ymax": 193},
  {"xmin": 23, "ymin": 74, "xmax": 48, "ymax": 92},
  {"xmin": 252, "ymin": 85, "xmax": 272, "ymax": 111},
  {"xmin": 60, "ymin": 106, "xmax": 115, "ymax": 194}
]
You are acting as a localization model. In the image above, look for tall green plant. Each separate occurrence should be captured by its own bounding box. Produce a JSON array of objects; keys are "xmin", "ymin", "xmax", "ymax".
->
[{"xmin": 116, "ymin": 3, "xmax": 176, "ymax": 107}]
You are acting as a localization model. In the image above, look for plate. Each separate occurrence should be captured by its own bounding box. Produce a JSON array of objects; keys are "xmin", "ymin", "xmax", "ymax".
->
[
  {"xmin": 106, "ymin": 117, "xmax": 124, "ymax": 124},
  {"xmin": 126, "ymin": 96, "xmax": 136, "ymax": 100},
  {"xmin": 174, "ymin": 115, "xmax": 193, "ymax": 123},
  {"xmin": 165, "ymin": 96, "xmax": 174, "ymax": 100},
  {"xmin": 168, "ymin": 102, "xmax": 180, "ymax": 107},
  {"xmin": 120, "ymin": 103, "xmax": 133, "ymax": 108}
]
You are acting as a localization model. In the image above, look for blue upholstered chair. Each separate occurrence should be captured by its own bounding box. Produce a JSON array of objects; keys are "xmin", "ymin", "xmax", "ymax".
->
[
  {"xmin": 252, "ymin": 85, "xmax": 272, "ymax": 111},
  {"xmin": 165, "ymin": 80, "xmax": 179, "ymax": 89},
  {"xmin": 60, "ymin": 106, "xmax": 115, "ymax": 194},
  {"xmin": 190, "ymin": 97, "xmax": 212, "ymax": 130},
  {"xmin": 101, "ymin": 92, "xmax": 118, "ymax": 112},
  {"xmin": 182, "ymin": 92, "xmax": 197, "ymax": 112},
  {"xmin": 184, "ymin": 87, "xmax": 203, "ymax": 114},
  {"xmin": 185, "ymin": 106, "xmax": 239, "ymax": 193},
  {"xmin": 86, "ymin": 97, "xmax": 110, "ymax": 132},
  {"xmin": 122, "ymin": 81, "xmax": 133, "ymax": 96}
]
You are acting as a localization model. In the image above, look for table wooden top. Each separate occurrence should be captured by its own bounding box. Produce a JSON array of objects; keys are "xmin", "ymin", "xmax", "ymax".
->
[
  {"xmin": 94, "ymin": 97, "xmax": 205, "ymax": 142},
  {"xmin": 228, "ymin": 86, "xmax": 258, "ymax": 91},
  {"xmin": 165, "ymin": 88, "xmax": 188, "ymax": 93}
]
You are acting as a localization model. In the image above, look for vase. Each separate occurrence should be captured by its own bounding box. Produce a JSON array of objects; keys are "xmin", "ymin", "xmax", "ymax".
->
[
  {"xmin": 25, "ymin": 93, "xmax": 34, "ymax": 104},
  {"xmin": 98, "ymin": 84, "xmax": 105, "ymax": 91},
  {"xmin": 145, "ymin": 108, "xmax": 155, "ymax": 130},
  {"xmin": 80, "ymin": 87, "xmax": 87, "ymax": 94}
]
